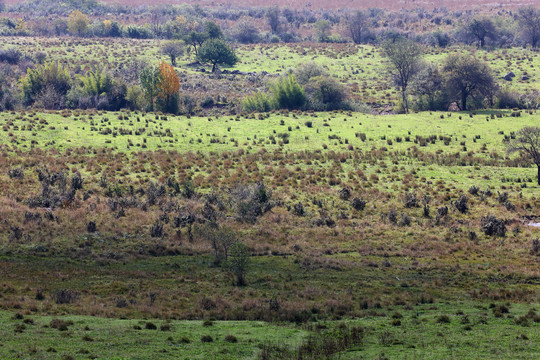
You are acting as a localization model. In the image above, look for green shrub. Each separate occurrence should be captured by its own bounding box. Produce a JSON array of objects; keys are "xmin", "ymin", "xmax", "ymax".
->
[
  {"xmin": 20, "ymin": 61, "xmax": 71, "ymax": 106},
  {"xmin": 242, "ymin": 92, "xmax": 273, "ymax": 113},
  {"xmin": 270, "ymin": 74, "xmax": 306, "ymax": 110}
]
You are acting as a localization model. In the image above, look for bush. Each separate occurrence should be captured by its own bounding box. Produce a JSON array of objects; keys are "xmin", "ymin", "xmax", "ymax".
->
[
  {"xmin": 305, "ymin": 75, "xmax": 350, "ymax": 111},
  {"xmin": 54, "ymin": 289, "xmax": 79, "ymax": 304},
  {"xmin": 352, "ymin": 198, "xmax": 366, "ymax": 211},
  {"xmin": 496, "ymin": 89, "xmax": 521, "ymax": 109},
  {"xmin": 454, "ymin": 195, "xmax": 468, "ymax": 213},
  {"xmin": 481, "ymin": 215, "xmax": 506, "ymax": 237},
  {"xmin": 224, "ymin": 334, "xmax": 238, "ymax": 343},
  {"xmin": 270, "ymin": 74, "xmax": 306, "ymax": 110},
  {"xmin": 0, "ymin": 48, "xmax": 22, "ymax": 65},
  {"xmin": 201, "ymin": 335, "xmax": 213, "ymax": 342},
  {"xmin": 20, "ymin": 61, "xmax": 71, "ymax": 106},
  {"xmin": 226, "ymin": 241, "xmax": 250, "ymax": 286},
  {"xmin": 234, "ymin": 21, "xmax": 260, "ymax": 43},
  {"xmin": 50, "ymin": 319, "xmax": 73, "ymax": 331},
  {"xmin": 242, "ymin": 92, "xmax": 273, "ymax": 113}
]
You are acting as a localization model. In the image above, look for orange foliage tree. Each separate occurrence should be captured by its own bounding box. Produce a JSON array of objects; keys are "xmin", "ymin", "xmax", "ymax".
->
[{"xmin": 157, "ymin": 62, "xmax": 180, "ymax": 113}]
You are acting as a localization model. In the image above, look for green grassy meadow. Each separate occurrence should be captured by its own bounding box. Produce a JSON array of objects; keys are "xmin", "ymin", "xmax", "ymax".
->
[{"xmin": 3, "ymin": 302, "xmax": 540, "ymax": 359}]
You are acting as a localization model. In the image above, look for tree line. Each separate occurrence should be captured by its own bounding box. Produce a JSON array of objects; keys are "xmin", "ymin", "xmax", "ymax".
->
[{"xmin": 0, "ymin": 1, "xmax": 539, "ymax": 49}]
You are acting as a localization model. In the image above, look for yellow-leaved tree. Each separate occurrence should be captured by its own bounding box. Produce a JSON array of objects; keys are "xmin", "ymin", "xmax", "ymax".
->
[{"xmin": 68, "ymin": 10, "xmax": 90, "ymax": 36}]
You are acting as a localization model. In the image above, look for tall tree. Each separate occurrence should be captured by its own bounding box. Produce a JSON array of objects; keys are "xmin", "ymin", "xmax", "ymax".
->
[
  {"xmin": 442, "ymin": 54, "xmax": 497, "ymax": 111},
  {"xmin": 382, "ymin": 38, "xmax": 423, "ymax": 113},
  {"xmin": 267, "ymin": 6, "xmax": 280, "ymax": 34},
  {"xmin": 506, "ymin": 127, "xmax": 540, "ymax": 185},
  {"xmin": 517, "ymin": 7, "xmax": 540, "ymax": 48}
]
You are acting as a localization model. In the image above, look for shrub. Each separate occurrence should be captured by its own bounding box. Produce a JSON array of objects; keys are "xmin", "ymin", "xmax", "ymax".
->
[
  {"xmin": 50, "ymin": 319, "xmax": 73, "ymax": 331},
  {"xmin": 145, "ymin": 322, "xmax": 157, "ymax": 330},
  {"xmin": 227, "ymin": 241, "xmax": 250, "ymax": 286},
  {"xmin": 0, "ymin": 48, "xmax": 22, "ymax": 65},
  {"xmin": 86, "ymin": 221, "xmax": 97, "ymax": 233},
  {"xmin": 292, "ymin": 202, "xmax": 305, "ymax": 216},
  {"xmin": 201, "ymin": 335, "xmax": 213, "ymax": 342},
  {"xmin": 403, "ymin": 192, "xmax": 419, "ymax": 208},
  {"xmin": 352, "ymin": 198, "xmax": 366, "ymax": 211},
  {"xmin": 20, "ymin": 62, "xmax": 71, "ymax": 106},
  {"xmin": 454, "ymin": 195, "xmax": 468, "ymax": 213},
  {"xmin": 481, "ymin": 215, "xmax": 506, "ymax": 237},
  {"xmin": 8, "ymin": 167, "xmax": 24, "ymax": 179},
  {"xmin": 305, "ymin": 75, "xmax": 350, "ymax": 111},
  {"xmin": 224, "ymin": 334, "xmax": 238, "ymax": 343},
  {"xmin": 436, "ymin": 315, "xmax": 451, "ymax": 323},
  {"xmin": 54, "ymin": 289, "xmax": 79, "ymax": 304},
  {"xmin": 242, "ymin": 92, "xmax": 273, "ymax": 113},
  {"xmin": 270, "ymin": 74, "xmax": 306, "ymax": 110}
]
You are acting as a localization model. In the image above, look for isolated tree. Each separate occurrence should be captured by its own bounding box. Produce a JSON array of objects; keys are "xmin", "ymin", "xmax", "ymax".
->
[
  {"xmin": 161, "ymin": 41, "xmax": 184, "ymax": 66},
  {"xmin": 67, "ymin": 10, "xmax": 90, "ymax": 36},
  {"xmin": 506, "ymin": 127, "xmax": 540, "ymax": 185},
  {"xmin": 267, "ymin": 6, "xmax": 280, "ymax": 34},
  {"xmin": 517, "ymin": 7, "xmax": 540, "ymax": 48},
  {"xmin": 156, "ymin": 61, "xmax": 180, "ymax": 113},
  {"xmin": 348, "ymin": 11, "xmax": 369, "ymax": 44},
  {"xmin": 196, "ymin": 39, "xmax": 238, "ymax": 72},
  {"xmin": 227, "ymin": 241, "xmax": 250, "ymax": 286},
  {"xmin": 463, "ymin": 17, "xmax": 497, "ymax": 48},
  {"xmin": 382, "ymin": 38, "xmax": 422, "ymax": 113},
  {"xmin": 442, "ymin": 54, "xmax": 497, "ymax": 111}
]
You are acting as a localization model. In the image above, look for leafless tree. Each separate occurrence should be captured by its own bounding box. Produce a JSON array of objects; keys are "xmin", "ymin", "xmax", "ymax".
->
[
  {"xmin": 348, "ymin": 11, "xmax": 369, "ymax": 44},
  {"xmin": 517, "ymin": 7, "xmax": 540, "ymax": 48},
  {"xmin": 507, "ymin": 127, "xmax": 540, "ymax": 185}
]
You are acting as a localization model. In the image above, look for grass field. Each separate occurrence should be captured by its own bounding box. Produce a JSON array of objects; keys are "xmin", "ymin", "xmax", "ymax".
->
[
  {"xmin": 1, "ymin": 33, "xmax": 540, "ymax": 358},
  {"xmin": 3, "ymin": 302, "xmax": 540, "ymax": 359}
]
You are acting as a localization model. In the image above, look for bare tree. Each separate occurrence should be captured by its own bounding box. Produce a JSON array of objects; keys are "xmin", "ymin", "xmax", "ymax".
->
[
  {"xmin": 517, "ymin": 7, "xmax": 540, "ymax": 49},
  {"xmin": 150, "ymin": 8, "xmax": 165, "ymax": 38},
  {"xmin": 196, "ymin": 223, "xmax": 236, "ymax": 265},
  {"xmin": 348, "ymin": 11, "xmax": 369, "ymax": 44},
  {"xmin": 382, "ymin": 38, "xmax": 423, "ymax": 113},
  {"xmin": 507, "ymin": 127, "xmax": 540, "ymax": 185}
]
